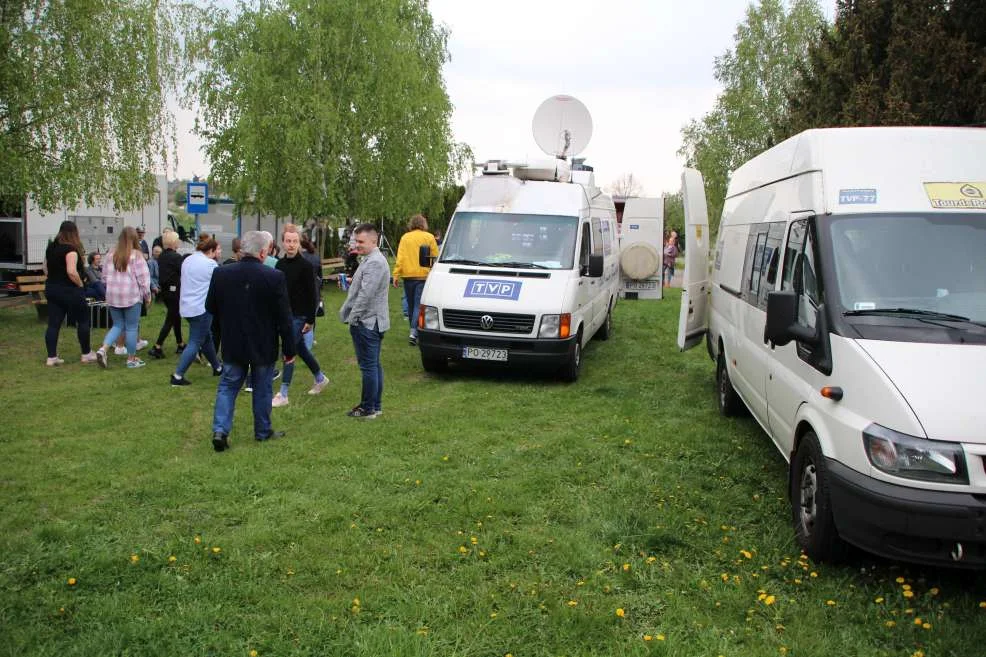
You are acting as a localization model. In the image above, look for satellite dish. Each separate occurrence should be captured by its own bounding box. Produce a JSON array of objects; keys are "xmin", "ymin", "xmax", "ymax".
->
[{"xmin": 532, "ymin": 95, "xmax": 593, "ymax": 159}]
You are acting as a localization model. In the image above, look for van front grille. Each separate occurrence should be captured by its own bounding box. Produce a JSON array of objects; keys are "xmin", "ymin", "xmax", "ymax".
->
[{"xmin": 442, "ymin": 309, "xmax": 535, "ymax": 334}]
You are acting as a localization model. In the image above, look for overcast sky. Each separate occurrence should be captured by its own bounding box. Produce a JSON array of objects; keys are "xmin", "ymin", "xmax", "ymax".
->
[{"xmin": 174, "ymin": 0, "xmax": 835, "ymax": 196}]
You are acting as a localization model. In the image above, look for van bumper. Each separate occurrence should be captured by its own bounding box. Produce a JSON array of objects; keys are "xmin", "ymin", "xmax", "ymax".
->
[
  {"xmin": 828, "ymin": 459, "xmax": 986, "ymax": 568},
  {"xmin": 418, "ymin": 329, "xmax": 576, "ymax": 368}
]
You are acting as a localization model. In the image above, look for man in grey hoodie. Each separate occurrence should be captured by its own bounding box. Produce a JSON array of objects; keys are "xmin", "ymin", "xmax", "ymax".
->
[{"xmin": 339, "ymin": 223, "xmax": 390, "ymax": 418}]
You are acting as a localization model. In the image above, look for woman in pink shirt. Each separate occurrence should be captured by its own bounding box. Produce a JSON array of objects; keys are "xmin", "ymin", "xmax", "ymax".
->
[{"xmin": 95, "ymin": 227, "xmax": 152, "ymax": 369}]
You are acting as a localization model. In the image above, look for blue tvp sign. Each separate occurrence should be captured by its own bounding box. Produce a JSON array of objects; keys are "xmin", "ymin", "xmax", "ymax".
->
[{"xmin": 464, "ymin": 278, "xmax": 522, "ymax": 301}]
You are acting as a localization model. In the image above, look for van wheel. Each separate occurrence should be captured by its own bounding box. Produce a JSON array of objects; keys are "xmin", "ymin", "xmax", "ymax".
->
[
  {"xmin": 791, "ymin": 432, "xmax": 847, "ymax": 563},
  {"xmin": 421, "ymin": 353, "xmax": 447, "ymax": 373},
  {"xmin": 596, "ymin": 306, "xmax": 613, "ymax": 341},
  {"xmin": 716, "ymin": 354, "xmax": 744, "ymax": 417},
  {"xmin": 560, "ymin": 331, "xmax": 583, "ymax": 382}
]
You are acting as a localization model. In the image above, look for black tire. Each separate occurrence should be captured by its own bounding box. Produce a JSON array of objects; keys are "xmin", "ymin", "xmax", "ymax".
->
[
  {"xmin": 596, "ymin": 304, "xmax": 613, "ymax": 341},
  {"xmin": 560, "ymin": 330, "xmax": 583, "ymax": 382},
  {"xmin": 421, "ymin": 352, "xmax": 447, "ymax": 374},
  {"xmin": 716, "ymin": 353, "xmax": 745, "ymax": 417},
  {"xmin": 791, "ymin": 432, "xmax": 848, "ymax": 563}
]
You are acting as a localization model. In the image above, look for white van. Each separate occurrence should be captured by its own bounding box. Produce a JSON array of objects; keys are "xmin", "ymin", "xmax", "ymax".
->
[
  {"xmin": 678, "ymin": 127, "xmax": 986, "ymax": 568},
  {"xmin": 417, "ymin": 159, "xmax": 621, "ymax": 381}
]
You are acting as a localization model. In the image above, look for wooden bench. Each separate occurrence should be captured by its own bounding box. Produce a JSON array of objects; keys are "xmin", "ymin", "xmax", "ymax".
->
[
  {"xmin": 321, "ymin": 257, "xmax": 346, "ymax": 282},
  {"xmin": 16, "ymin": 274, "xmax": 47, "ymax": 318}
]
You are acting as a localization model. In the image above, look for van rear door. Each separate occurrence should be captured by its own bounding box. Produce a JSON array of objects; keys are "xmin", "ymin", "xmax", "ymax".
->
[{"xmin": 677, "ymin": 168, "xmax": 710, "ymax": 351}]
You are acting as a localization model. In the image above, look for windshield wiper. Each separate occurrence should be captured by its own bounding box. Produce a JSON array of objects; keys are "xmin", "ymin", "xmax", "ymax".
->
[
  {"xmin": 441, "ymin": 258, "xmax": 487, "ymax": 266},
  {"xmin": 844, "ymin": 308, "xmax": 971, "ymax": 321},
  {"xmin": 483, "ymin": 261, "xmax": 551, "ymax": 269}
]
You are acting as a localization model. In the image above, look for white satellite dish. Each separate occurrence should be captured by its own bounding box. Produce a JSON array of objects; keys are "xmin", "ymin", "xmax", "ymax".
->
[{"xmin": 532, "ymin": 95, "xmax": 593, "ymax": 159}]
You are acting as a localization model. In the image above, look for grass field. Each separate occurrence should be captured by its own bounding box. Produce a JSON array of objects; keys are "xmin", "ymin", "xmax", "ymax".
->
[{"xmin": 1, "ymin": 288, "xmax": 984, "ymax": 657}]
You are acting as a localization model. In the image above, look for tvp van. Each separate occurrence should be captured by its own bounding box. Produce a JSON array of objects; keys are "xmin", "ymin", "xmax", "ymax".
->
[
  {"xmin": 417, "ymin": 159, "xmax": 620, "ymax": 381},
  {"xmin": 678, "ymin": 127, "xmax": 986, "ymax": 568}
]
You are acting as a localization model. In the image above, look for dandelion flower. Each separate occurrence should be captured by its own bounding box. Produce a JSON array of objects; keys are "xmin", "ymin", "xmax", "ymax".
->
[
  {"xmin": 67, "ymin": 578, "xmax": 77, "ymax": 586},
  {"xmin": 567, "ymin": 600, "xmax": 578, "ymax": 607},
  {"xmin": 470, "ymin": 537, "xmax": 478, "ymax": 545},
  {"xmin": 656, "ymin": 633, "xmax": 666, "ymax": 641},
  {"xmin": 168, "ymin": 555, "xmax": 177, "ymax": 563},
  {"xmin": 914, "ymin": 618, "xmax": 923, "ymax": 626},
  {"xmin": 458, "ymin": 546, "xmax": 468, "ymax": 554},
  {"xmin": 646, "ymin": 556, "xmax": 657, "ymax": 564},
  {"xmin": 212, "ymin": 546, "xmax": 221, "ymax": 554},
  {"xmin": 895, "ymin": 576, "xmax": 906, "ymax": 584},
  {"xmin": 249, "ymin": 651, "xmax": 258, "ymax": 657},
  {"xmin": 194, "ymin": 535, "xmax": 202, "ymax": 544},
  {"xmin": 490, "ymin": 612, "xmax": 497, "ymax": 619},
  {"xmin": 875, "ymin": 597, "xmax": 884, "ymax": 604},
  {"xmin": 615, "ymin": 608, "xmax": 625, "ymax": 618},
  {"xmin": 810, "ymin": 571, "xmax": 818, "ymax": 578},
  {"xmin": 826, "ymin": 600, "xmax": 836, "ymax": 606},
  {"xmin": 441, "ymin": 455, "xmax": 449, "ymax": 462},
  {"xmin": 902, "ymin": 584, "xmax": 912, "ymax": 591},
  {"xmin": 740, "ymin": 550, "xmax": 753, "ymax": 559},
  {"xmin": 622, "ymin": 563, "xmax": 630, "ymax": 572},
  {"xmin": 130, "ymin": 554, "xmax": 140, "ymax": 564},
  {"xmin": 980, "ymin": 601, "xmax": 986, "ymax": 608},
  {"xmin": 929, "ymin": 587, "xmax": 940, "ymax": 596},
  {"xmin": 352, "ymin": 597, "xmax": 360, "ymax": 607},
  {"xmin": 643, "ymin": 635, "xmax": 653, "ymax": 642},
  {"xmin": 765, "ymin": 595, "xmax": 776, "ymax": 605},
  {"xmin": 923, "ymin": 623, "xmax": 932, "ymax": 630},
  {"xmin": 886, "ymin": 621, "xmax": 896, "ymax": 628},
  {"xmin": 903, "ymin": 590, "xmax": 914, "ymax": 599}
]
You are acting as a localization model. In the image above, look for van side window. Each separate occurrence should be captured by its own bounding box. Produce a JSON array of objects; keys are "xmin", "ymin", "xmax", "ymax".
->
[
  {"xmin": 590, "ymin": 218, "xmax": 604, "ymax": 257},
  {"xmin": 749, "ymin": 232, "xmax": 768, "ymax": 296},
  {"xmin": 579, "ymin": 223, "xmax": 591, "ymax": 273}
]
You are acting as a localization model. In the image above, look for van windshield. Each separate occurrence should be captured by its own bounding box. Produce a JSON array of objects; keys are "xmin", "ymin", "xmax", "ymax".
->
[
  {"xmin": 825, "ymin": 213, "xmax": 986, "ymax": 323},
  {"xmin": 440, "ymin": 212, "xmax": 578, "ymax": 270}
]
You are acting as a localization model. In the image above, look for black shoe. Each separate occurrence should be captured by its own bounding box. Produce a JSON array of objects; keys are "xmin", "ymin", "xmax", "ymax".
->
[
  {"xmin": 255, "ymin": 430, "xmax": 285, "ymax": 442},
  {"xmin": 170, "ymin": 374, "xmax": 191, "ymax": 386},
  {"xmin": 213, "ymin": 365, "xmax": 223, "ymax": 376},
  {"xmin": 212, "ymin": 432, "xmax": 229, "ymax": 452},
  {"xmin": 408, "ymin": 335, "xmax": 418, "ymax": 346},
  {"xmin": 148, "ymin": 346, "xmax": 165, "ymax": 359},
  {"xmin": 346, "ymin": 406, "xmax": 379, "ymax": 418},
  {"xmin": 272, "ymin": 369, "xmax": 281, "ymax": 382},
  {"xmin": 176, "ymin": 344, "xmax": 186, "ymax": 354}
]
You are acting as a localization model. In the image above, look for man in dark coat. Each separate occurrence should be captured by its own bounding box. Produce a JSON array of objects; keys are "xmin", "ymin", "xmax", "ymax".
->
[{"xmin": 205, "ymin": 230, "xmax": 296, "ymax": 451}]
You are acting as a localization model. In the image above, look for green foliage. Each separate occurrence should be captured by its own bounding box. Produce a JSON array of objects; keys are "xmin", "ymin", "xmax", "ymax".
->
[
  {"xmin": 678, "ymin": 0, "xmax": 825, "ymax": 236},
  {"xmin": 663, "ymin": 192, "xmax": 684, "ymax": 248},
  {"xmin": 0, "ymin": 1, "xmax": 197, "ymax": 211},
  {"xmin": 3, "ymin": 294, "xmax": 986, "ymax": 655},
  {"xmin": 196, "ymin": 0, "xmax": 460, "ymax": 223},
  {"xmin": 786, "ymin": 0, "xmax": 986, "ymax": 131}
]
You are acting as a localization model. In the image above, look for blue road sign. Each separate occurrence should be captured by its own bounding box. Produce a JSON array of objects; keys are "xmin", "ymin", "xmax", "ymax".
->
[{"xmin": 187, "ymin": 182, "xmax": 209, "ymax": 214}]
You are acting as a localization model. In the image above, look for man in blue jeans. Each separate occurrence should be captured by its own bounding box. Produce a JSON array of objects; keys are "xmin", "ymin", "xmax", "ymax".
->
[
  {"xmin": 206, "ymin": 231, "xmax": 295, "ymax": 451},
  {"xmin": 338, "ymin": 223, "xmax": 390, "ymax": 418}
]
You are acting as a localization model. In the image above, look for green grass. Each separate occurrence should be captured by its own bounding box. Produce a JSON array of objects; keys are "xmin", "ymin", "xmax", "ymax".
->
[{"xmin": 1, "ymin": 289, "xmax": 984, "ymax": 657}]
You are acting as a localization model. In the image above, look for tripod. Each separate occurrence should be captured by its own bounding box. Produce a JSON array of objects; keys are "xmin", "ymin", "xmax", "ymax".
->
[{"xmin": 378, "ymin": 232, "xmax": 395, "ymax": 258}]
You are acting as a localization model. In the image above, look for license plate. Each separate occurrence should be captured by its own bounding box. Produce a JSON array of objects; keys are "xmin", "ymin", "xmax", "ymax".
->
[
  {"xmin": 462, "ymin": 346, "xmax": 508, "ymax": 361},
  {"xmin": 625, "ymin": 280, "xmax": 658, "ymax": 290}
]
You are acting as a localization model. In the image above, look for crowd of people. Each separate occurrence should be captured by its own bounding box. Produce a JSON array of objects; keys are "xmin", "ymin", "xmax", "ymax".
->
[{"xmin": 42, "ymin": 217, "xmax": 411, "ymax": 450}]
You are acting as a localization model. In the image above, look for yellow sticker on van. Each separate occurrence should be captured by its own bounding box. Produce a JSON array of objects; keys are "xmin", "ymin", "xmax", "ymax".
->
[{"xmin": 923, "ymin": 182, "xmax": 986, "ymax": 209}]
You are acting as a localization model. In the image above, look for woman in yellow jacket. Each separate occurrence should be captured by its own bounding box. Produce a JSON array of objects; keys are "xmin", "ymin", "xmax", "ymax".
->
[{"xmin": 392, "ymin": 214, "xmax": 439, "ymax": 346}]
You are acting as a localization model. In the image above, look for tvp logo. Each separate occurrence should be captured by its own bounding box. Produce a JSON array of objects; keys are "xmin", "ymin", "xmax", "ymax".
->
[{"xmin": 464, "ymin": 278, "xmax": 522, "ymax": 301}]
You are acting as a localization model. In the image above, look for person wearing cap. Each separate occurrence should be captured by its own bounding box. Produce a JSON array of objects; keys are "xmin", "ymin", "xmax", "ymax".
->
[{"xmin": 137, "ymin": 227, "xmax": 150, "ymax": 257}]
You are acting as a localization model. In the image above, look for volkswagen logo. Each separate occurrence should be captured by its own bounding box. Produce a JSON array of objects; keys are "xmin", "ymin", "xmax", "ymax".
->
[{"xmin": 480, "ymin": 314, "xmax": 494, "ymax": 330}]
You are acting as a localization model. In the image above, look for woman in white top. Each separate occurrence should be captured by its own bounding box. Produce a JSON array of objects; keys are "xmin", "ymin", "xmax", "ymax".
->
[{"xmin": 170, "ymin": 234, "xmax": 223, "ymax": 385}]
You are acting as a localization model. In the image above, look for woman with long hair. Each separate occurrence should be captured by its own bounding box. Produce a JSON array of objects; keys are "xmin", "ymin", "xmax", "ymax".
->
[
  {"xmin": 43, "ymin": 221, "xmax": 99, "ymax": 366},
  {"xmin": 95, "ymin": 226, "xmax": 152, "ymax": 368}
]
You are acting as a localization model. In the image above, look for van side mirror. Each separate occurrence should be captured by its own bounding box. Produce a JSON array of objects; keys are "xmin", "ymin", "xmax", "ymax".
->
[
  {"xmin": 419, "ymin": 244, "xmax": 435, "ymax": 268},
  {"xmin": 587, "ymin": 254, "xmax": 604, "ymax": 278},
  {"xmin": 765, "ymin": 290, "xmax": 819, "ymax": 346}
]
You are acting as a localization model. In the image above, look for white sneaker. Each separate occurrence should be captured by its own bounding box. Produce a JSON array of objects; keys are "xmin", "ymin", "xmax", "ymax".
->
[
  {"xmin": 271, "ymin": 392, "xmax": 289, "ymax": 408},
  {"xmin": 114, "ymin": 345, "xmax": 127, "ymax": 356},
  {"xmin": 308, "ymin": 377, "xmax": 330, "ymax": 395},
  {"xmin": 136, "ymin": 339, "xmax": 149, "ymax": 351},
  {"xmin": 80, "ymin": 352, "xmax": 98, "ymax": 364},
  {"xmin": 45, "ymin": 356, "xmax": 65, "ymax": 367},
  {"xmin": 96, "ymin": 348, "xmax": 108, "ymax": 369}
]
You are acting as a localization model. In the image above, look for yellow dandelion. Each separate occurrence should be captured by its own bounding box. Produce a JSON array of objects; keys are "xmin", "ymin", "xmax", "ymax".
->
[
  {"xmin": 458, "ymin": 546, "xmax": 468, "ymax": 554},
  {"xmin": 929, "ymin": 587, "xmax": 940, "ymax": 596},
  {"xmin": 479, "ymin": 550, "xmax": 487, "ymax": 558},
  {"xmin": 765, "ymin": 595, "xmax": 776, "ymax": 605},
  {"xmin": 914, "ymin": 618, "xmax": 923, "ymax": 626},
  {"xmin": 779, "ymin": 648, "xmax": 788, "ymax": 655},
  {"xmin": 646, "ymin": 556, "xmax": 657, "ymax": 564},
  {"xmin": 902, "ymin": 584, "xmax": 912, "ymax": 591},
  {"xmin": 923, "ymin": 623, "xmax": 932, "ymax": 630},
  {"xmin": 886, "ymin": 620, "xmax": 896, "ymax": 628},
  {"xmin": 793, "ymin": 578, "xmax": 802, "ymax": 585},
  {"xmin": 470, "ymin": 536, "xmax": 478, "ymax": 545},
  {"xmin": 980, "ymin": 601, "xmax": 986, "ymax": 608},
  {"xmin": 721, "ymin": 573, "xmax": 730, "ymax": 582},
  {"xmin": 130, "ymin": 554, "xmax": 139, "ymax": 564},
  {"xmin": 912, "ymin": 651, "xmax": 925, "ymax": 657},
  {"xmin": 168, "ymin": 555, "xmax": 177, "ymax": 563},
  {"xmin": 287, "ymin": 569, "xmax": 295, "ymax": 576},
  {"xmin": 622, "ymin": 563, "xmax": 630, "ymax": 572},
  {"xmin": 194, "ymin": 535, "xmax": 202, "ymax": 544},
  {"xmin": 896, "ymin": 576, "xmax": 906, "ymax": 584},
  {"xmin": 505, "ymin": 654, "xmax": 512, "ymax": 657},
  {"xmin": 67, "ymin": 577, "xmax": 77, "ymax": 586},
  {"xmin": 826, "ymin": 600, "xmax": 836, "ymax": 606},
  {"xmin": 875, "ymin": 597, "xmax": 884, "ymax": 604},
  {"xmin": 212, "ymin": 546, "xmax": 221, "ymax": 554},
  {"xmin": 352, "ymin": 597, "xmax": 360, "ymax": 607},
  {"xmin": 441, "ymin": 455, "xmax": 449, "ymax": 461},
  {"xmin": 810, "ymin": 571, "xmax": 818, "ymax": 578},
  {"xmin": 740, "ymin": 550, "xmax": 753, "ymax": 559},
  {"xmin": 903, "ymin": 590, "xmax": 915, "ymax": 598},
  {"xmin": 567, "ymin": 600, "xmax": 578, "ymax": 607},
  {"xmin": 624, "ymin": 439, "xmax": 632, "ymax": 445},
  {"xmin": 416, "ymin": 627, "xmax": 429, "ymax": 636},
  {"xmin": 249, "ymin": 651, "xmax": 258, "ymax": 657},
  {"xmin": 643, "ymin": 635, "xmax": 653, "ymax": 642},
  {"xmin": 615, "ymin": 608, "xmax": 625, "ymax": 618},
  {"xmin": 490, "ymin": 612, "xmax": 497, "ymax": 619},
  {"xmin": 656, "ymin": 633, "xmax": 666, "ymax": 641}
]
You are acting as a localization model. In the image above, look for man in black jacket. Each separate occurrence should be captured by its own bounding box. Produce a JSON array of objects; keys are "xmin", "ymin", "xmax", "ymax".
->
[
  {"xmin": 271, "ymin": 224, "xmax": 329, "ymax": 407},
  {"xmin": 206, "ymin": 230, "xmax": 296, "ymax": 451}
]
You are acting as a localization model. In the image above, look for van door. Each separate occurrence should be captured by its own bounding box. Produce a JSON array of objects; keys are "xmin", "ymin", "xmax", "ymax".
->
[
  {"xmin": 590, "ymin": 217, "xmax": 606, "ymax": 328},
  {"xmin": 766, "ymin": 216, "xmax": 827, "ymax": 453},
  {"xmin": 575, "ymin": 221, "xmax": 595, "ymax": 340},
  {"xmin": 677, "ymin": 168, "xmax": 710, "ymax": 351}
]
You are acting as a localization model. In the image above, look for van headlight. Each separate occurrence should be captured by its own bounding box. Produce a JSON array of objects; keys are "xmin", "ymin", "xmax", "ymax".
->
[
  {"xmin": 420, "ymin": 305, "xmax": 439, "ymax": 330},
  {"xmin": 863, "ymin": 424, "xmax": 968, "ymax": 484},
  {"xmin": 538, "ymin": 313, "xmax": 571, "ymax": 338}
]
